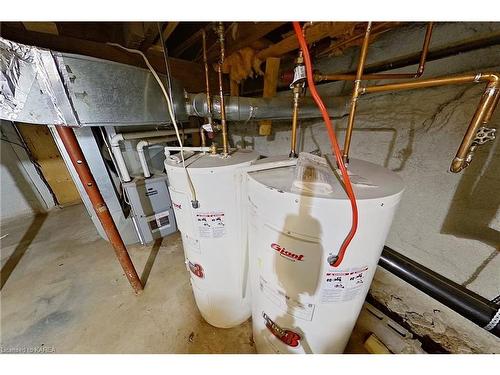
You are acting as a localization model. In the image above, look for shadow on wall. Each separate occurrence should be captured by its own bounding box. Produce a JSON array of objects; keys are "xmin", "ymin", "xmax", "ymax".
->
[
  {"xmin": 441, "ymin": 136, "xmax": 499, "ymax": 251},
  {"xmin": 1, "ymin": 124, "xmax": 49, "ymax": 289}
]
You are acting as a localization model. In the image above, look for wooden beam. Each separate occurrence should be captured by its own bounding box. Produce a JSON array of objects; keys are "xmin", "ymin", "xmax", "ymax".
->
[
  {"xmin": 1, "ymin": 25, "xmax": 209, "ymax": 92},
  {"xmin": 171, "ymin": 26, "xmax": 208, "ymax": 58},
  {"xmin": 161, "ymin": 22, "xmax": 179, "ymax": 43},
  {"xmin": 23, "ymin": 22, "xmax": 58, "ymax": 35},
  {"xmin": 205, "ymin": 22, "xmax": 286, "ymax": 62},
  {"xmin": 139, "ymin": 22, "xmax": 161, "ymax": 52},
  {"xmin": 257, "ymin": 22, "xmax": 357, "ymax": 60},
  {"xmin": 259, "ymin": 57, "xmax": 280, "ymax": 136}
]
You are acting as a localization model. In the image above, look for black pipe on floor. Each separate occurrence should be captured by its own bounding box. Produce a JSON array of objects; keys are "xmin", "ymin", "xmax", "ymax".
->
[{"xmin": 378, "ymin": 246, "xmax": 500, "ymax": 338}]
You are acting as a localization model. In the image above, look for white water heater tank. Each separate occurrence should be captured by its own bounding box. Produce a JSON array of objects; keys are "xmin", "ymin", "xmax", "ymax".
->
[
  {"xmin": 165, "ymin": 149, "xmax": 259, "ymax": 328},
  {"xmin": 247, "ymin": 157, "xmax": 404, "ymax": 353}
]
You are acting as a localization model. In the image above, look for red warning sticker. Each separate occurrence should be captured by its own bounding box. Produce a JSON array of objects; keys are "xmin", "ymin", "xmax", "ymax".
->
[
  {"xmin": 188, "ymin": 261, "xmax": 204, "ymax": 278},
  {"xmin": 262, "ymin": 312, "xmax": 301, "ymax": 347}
]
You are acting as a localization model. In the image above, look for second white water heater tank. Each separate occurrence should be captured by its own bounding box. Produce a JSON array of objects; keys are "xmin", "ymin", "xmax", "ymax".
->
[
  {"xmin": 247, "ymin": 157, "xmax": 404, "ymax": 353},
  {"xmin": 165, "ymin": 149, "xmax": 259, "ymax": 328}
]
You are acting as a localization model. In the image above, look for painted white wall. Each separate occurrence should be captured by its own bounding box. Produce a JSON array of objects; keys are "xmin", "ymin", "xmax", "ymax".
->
[{"xmin": 0, "ymin": 121, "xmax": 54, "ymax": 221}]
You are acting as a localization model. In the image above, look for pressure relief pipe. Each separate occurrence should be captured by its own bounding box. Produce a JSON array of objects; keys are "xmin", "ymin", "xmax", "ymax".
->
[{"xmin": 293, "ymin": 22, "xmax": 358, "ymax": 268}]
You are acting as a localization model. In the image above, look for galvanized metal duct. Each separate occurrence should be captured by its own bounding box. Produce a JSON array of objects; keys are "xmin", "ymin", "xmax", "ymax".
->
[
  {"xmin": 0, "ymin": 37, "xmax": 188, "ymax": 127},
  {"xmin": 1, "ymin": 37, "xmax": 349, "ymax": 127},
  {"xmin": 187, "ymin": 93, "xmax": 349, "ymax": 121}
]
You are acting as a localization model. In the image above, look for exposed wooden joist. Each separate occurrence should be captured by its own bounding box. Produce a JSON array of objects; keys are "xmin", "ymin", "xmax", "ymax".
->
[
  {"xmin": 1, "ymin": 25, "xmax": 211, "ymax": 92},
  {"xmin": 257, "ymin": 22, "xmax": 358, "ymax": 60},
  {"xmin": 161, "ymin": 22, "xmax": 179, "ymax": 44},
  {"xmin": 23, "ymin": 22, "xmax": 58, "ymax": 35},
  {"xmin": 171, "ymin": 23, "xmax": 214, "ymax": 58},
  {"xmin": 205, "ymin": 22, "xmax": 286, "ymax": 62},
  {"xmin": 259, "ymin": 57, "xmax": 281, "ymax": 136},
  {"xmin": 139, "ymin": 22, "xmax": 161, "ymax": 52}
]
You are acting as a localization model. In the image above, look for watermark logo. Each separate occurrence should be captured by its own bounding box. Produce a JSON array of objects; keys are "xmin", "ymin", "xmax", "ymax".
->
[{"xmin": 0, "ymin": 345, "xmax": 56, "ymax": 354}]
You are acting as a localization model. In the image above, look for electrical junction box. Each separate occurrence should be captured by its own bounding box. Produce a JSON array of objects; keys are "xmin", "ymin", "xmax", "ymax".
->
[{"xmin": 122, "ymin": 174, "xmax": 177, "ymax": 244}]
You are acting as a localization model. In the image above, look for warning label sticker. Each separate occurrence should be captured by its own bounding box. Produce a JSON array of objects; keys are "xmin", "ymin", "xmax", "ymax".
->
[
  {"xmin": 195, "ymin": 211, "xmax": 226, "ymax": 238},
  {"xmin": 260, "ymin": 277, "xmax": 315, "ymax": 321},
  {"xmin": 321, "ymin": 266, "xmax": 369, "ymax": 303}
]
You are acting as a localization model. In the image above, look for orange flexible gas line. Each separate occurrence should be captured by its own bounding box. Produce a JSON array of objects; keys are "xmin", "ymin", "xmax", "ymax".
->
[{"xmin": 293, "ymin": 22, "xmax": 358, "ymax": 267}]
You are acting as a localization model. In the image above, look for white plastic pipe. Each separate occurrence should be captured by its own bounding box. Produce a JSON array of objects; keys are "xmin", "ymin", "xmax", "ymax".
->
[
  {"xmin": 110, "ymin": 128, "xmax": 199, "ymax": 182},
  {"xmin": 137, "ymin": 136, "xmax": 178, "ymax": 178},
  {"xmin": 164, "ymin": 146, "xmax": 210, "ymax": 155}
]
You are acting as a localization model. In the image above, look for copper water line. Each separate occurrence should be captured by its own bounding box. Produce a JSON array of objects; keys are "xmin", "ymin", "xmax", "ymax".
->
[
  {"xmin": 342, "ymin": 22, "xmax": 372, "ymax": 163},
  {"xmin": 202, "ymin": 29, "xmax": 213, "ymax": 127},
  {"xmin": 482, "ymin": 88, "xmax": 500, "ymax": 124},
  {"xmin": 315, "ymin": 22, "xmax": 434, "ymax": 82},
  {"xmin": 217, "ymin": 22, "xmax": 229, "ymax": 156},
  {"xmin": 55, "ymin": 126, "xmax": 143, "ymax": 294},
  {"xmin": 358, "ymin": 73, "xmax": 499, "ymax": 172},
  {"xmin": 289, "ymin": 86, "xmax": 301, "ymax": 158},
  {"xmin": 359, "ymin": 73, "xmax": 499, "ymax": 94}
]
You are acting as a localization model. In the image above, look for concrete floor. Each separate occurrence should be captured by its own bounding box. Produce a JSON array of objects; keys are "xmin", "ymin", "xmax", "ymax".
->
[
  {"xmin": 1, "ymin": 204, "xmax": 381, "ymax": 354},
  {"xmin": 1, "ymin": 204, "xmax": 257, "ymax": 354}
]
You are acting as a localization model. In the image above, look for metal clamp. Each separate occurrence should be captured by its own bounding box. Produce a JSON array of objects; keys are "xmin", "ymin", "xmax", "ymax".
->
[{"xmin": 484, "ymin": 308, "xmax": 500, "ymax": 331}]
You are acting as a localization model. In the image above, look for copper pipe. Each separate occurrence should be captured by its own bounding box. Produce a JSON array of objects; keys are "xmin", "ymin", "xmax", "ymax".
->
[
  {"xmin": 451, "ymin": 82, "xmax": 498, "ymax": 172},
  {"xmin": 360, "ymin": 73, "xmax": 499, "ymax": 94},
  {"xmin": 343, "ymin": 22, "xmax": 372, "ymax": 163},
  {"xmin": 316, "ymin": 22, "xmax": 434, "ymax": 82},
  {"xmin": 200, "ymin": 127, "xmax": 206, "ymax": 148},
  {"xmin": 55, "ymin": 126, "xmax": 143, "ymax": 294},
  {"xmin": 217, "ymin": 22, "xmax": 229, "ymax": 156},
  {"xmin": 358, "ymin": 73, "xmax": 499, "ymax": 172},
  {"xmin": 289, "ymin": 86, "xmax": 301, "ymax": 158},
  {"xmin": 201, "ymin": 30, "xmax": 213, "ymax": 126},
  {"xmin": 483, "ymin": 88, "xmax": 500, "ymax": 124}
]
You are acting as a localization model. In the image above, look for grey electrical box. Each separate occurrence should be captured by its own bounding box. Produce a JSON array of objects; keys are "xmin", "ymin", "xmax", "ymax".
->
[{"xmin": 122, "ymin": 174, "xmax": 177, "ymax": 244}]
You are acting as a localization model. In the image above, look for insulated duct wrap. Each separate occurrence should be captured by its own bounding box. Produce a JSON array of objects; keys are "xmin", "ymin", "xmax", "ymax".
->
[
  {"xmin": 0, "ymin": 37, "xmax": 78, "ymax": 126},
  {"xmin": 0, "ymin": 38, "xmax": 188, "ymax": 127}
]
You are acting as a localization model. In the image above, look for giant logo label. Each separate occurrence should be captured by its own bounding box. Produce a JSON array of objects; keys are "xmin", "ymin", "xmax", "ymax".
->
[
  {"xmin": 262, "ymin": 312, "xmax": 301, "ymax": 348},
  {"xmin": 271, "ymin": 243, "xmax": 304, "ymax": 262}
]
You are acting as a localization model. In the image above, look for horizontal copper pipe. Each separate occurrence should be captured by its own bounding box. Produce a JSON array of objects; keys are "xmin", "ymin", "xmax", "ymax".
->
[
  {"xmin": 316, "ymin": 22, "xmax": 434, "ymax": 83},
  {"xmin": 360, "ymin": 73, "xmax": 498, "ymax": 94},
  {"xmin": 359, "ymin": 73, "xmax": 499, "ymax": 172}
]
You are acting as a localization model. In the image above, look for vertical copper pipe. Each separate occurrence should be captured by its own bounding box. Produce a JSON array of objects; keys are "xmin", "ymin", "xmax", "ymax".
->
[
  {"xmin": 343, "ymin": 22, "xmax": 372, "ymax": 163},
  {"xmin": 451, "ymin": 82, "xmax": 498, "ymax": 172},
  {"xmin": 217, "ymin": 22, "xmax": 229, "ymax": 156},
  {"xmin": 415, "ymin": 22, "xmax": 434, "ymax": 77},
  {"xmin": 482, "ymin": 88, "xmax": 500, "ymax": 124},
  {"xmin": 55, "ymin": 126, "xmax": 143, "ymax": 294},
  {"xmin": 202, "ymin": 30, "xmax": 213, "ymax": 127},
  {"xmin": 289, "ymin": 87, "xmax": 300, "ymax": 158}
]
